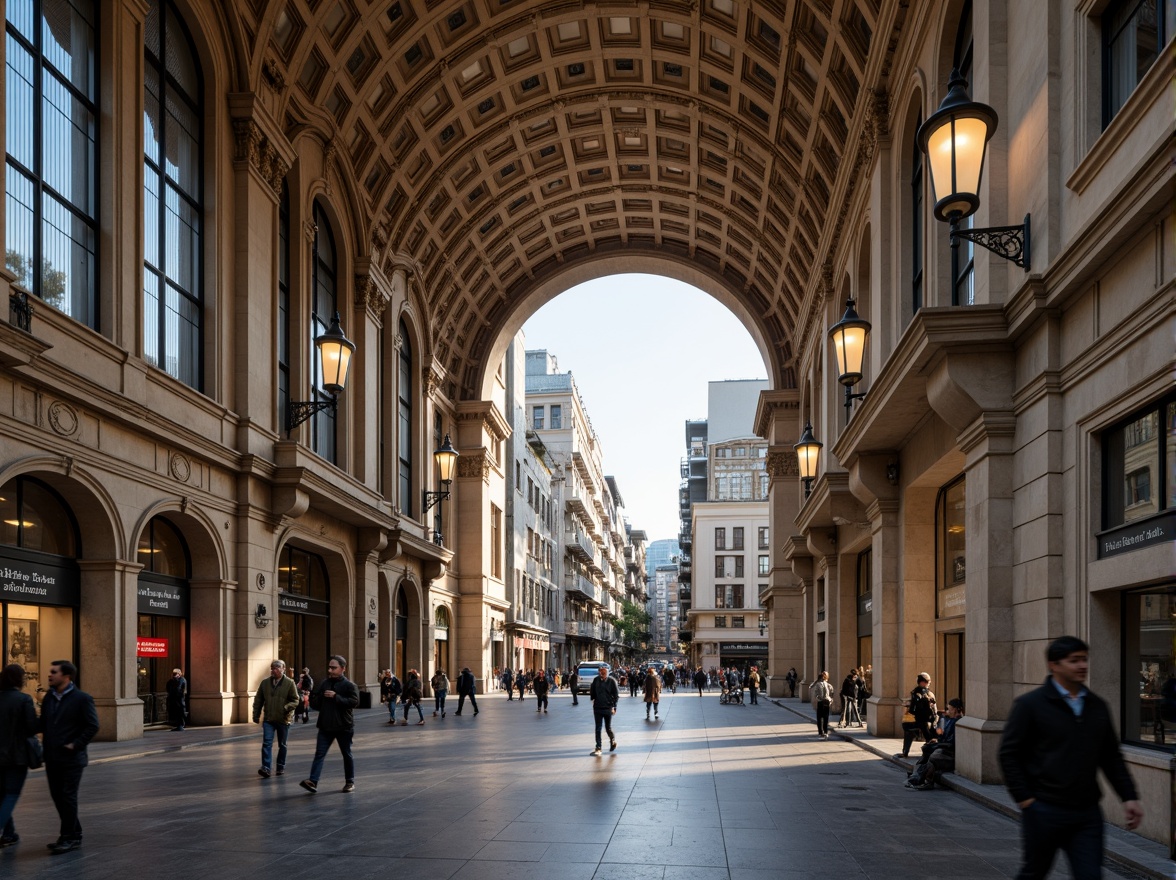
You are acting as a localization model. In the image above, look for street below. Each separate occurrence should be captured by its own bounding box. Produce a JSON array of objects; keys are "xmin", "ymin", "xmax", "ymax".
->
[{"xmin": 0, "ymin": 689, "xmax": 1149, "ymax": 879}]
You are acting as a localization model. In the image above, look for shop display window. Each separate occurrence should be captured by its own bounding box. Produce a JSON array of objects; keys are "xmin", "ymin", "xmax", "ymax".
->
[{"xmin": 1122, "ymin": 586, "xmax": 1176, "ymax": 750}]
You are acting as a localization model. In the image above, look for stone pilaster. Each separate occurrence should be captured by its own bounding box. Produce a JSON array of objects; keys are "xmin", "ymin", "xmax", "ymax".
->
[{"xmin": 78, "ymin": 559, "xmax": 143, "ymax": 741}]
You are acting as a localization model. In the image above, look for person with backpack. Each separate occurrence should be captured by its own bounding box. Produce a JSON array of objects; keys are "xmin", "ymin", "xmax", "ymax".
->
[
  {"xmin": 384, "ymin": 671, "xmax": 402, "ymax": 724},
  {"xmin": 896, "ymin": 673, "xmax": 937, "ymax": 759},
  {"xmin": 431, "ymin": 669, "xmax": 449, "ymax": 718},
  {"xmin": 400, "ymin": 670, "xmax": 425, "ymax": 725},
  {"xmin": 295, "ymin": 668, "xmax": 314, "ymax": 724},
  {"xmin": 839, "ymin": 670, "xmax": 863, "ymax": 727}
]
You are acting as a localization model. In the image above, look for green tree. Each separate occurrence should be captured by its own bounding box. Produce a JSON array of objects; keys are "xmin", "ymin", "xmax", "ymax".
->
[
  {"xmin": 611, "ymin": 600, "xmax": 652, "ymax": 651},
  {"xmin": 6, "ymin": 248, "xmax": 66, "ymax": 307}
]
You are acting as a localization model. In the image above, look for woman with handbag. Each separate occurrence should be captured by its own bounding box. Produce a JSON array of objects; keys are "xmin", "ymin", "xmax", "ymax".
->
[{"xmin": 0, "ymin": 663, "xmax": 38, "ymax": 847}]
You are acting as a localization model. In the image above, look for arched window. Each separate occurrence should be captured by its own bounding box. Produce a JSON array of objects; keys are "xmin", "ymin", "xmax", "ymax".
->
[
  {"xmin": 910, "ymin": 111, "xmax": 924, "ymax": 315},
  {"xmin": 143, "ymin": 0, "xmax": 203, "ymax": 390},
  {"xmin": 398, "ymin": 319, "xmax": 413, "ymax": 516},
  {"xmin": 951, "ymin": 14, "xmax": 975, "ymax": 306},
  {"xmin": 311, "ymin": 202, "xmax": 338, "ymax": 462},
  {"xmin": 277, "ymin": 181, "xmax": 290, "ymax": 431},
  {"xmin": 136, "ymin": 516, "xmax": 190, "ymax": 578},
  {"xmin": 5, "ymin": 0, "xmax": 99, "ymax": 326},
  {"xmin": 0, "ymin": 477, "xmax": 79, "ymax": 556}
]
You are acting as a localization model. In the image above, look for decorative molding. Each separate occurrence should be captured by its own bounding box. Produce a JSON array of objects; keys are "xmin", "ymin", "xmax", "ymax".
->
[
  {"xmin": 261, "ymin": 57, "xmax": 287, "ymax": 92},
  {"xmin": 456, "ymin": 451, "xmax": 490, "ymax": 482},
  {"xmin": 46, "ymin": 401, "xmax": 78, "ymax": 437},
  {"xmin": 169, "ymin": 453, "xmax": 192, "ymax": 483},
  {"xmin": 353, "ymin": 273, "xmax": 387, "ymax": 314},
  {"xmin": 765, "ymin": 450, "xmax": 799, "ymax": 478},
  {"xmin": 231, "ymin": 119, "xmax": 287, "ymax": 196}
]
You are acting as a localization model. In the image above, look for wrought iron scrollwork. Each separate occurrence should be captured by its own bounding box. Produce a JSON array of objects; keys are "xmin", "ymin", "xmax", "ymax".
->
[
  {"xmin": 9, "ymin": 290, "xmax": 33, "ymax": 332},
  {"xmin": 950, "ymin": 214, "xmax": 1031, "ymax": 269}
]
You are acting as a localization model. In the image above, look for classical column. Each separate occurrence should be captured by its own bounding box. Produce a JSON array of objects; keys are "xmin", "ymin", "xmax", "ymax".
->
[
  {"xmin": 849, "ymin": 454, "xmax": 904, "ymax": 736},
  {"xmin": 78, "ymin": 559, "xmax": 142, "ymax": 741},
  {"xmin": 954, "ymin": 413, "xmax": 1017, "ymax": 782},
  {"xmin": 187, "ymin": 577, "xmax": 235, "ymax": 726}
]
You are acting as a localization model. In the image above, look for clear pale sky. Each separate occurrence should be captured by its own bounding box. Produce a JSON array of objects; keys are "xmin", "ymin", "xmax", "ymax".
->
[{"xmin": 522, "ymin": 273, "xmax": 768, "ymax": 544}]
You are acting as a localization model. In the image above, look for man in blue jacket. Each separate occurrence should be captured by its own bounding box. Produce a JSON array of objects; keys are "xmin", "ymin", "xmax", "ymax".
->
[
  {"xmin": 999, "ymin": 636, "xmax": 1142, "ymax": 880},
  {"xmin": 39, "ymin": 660, "xmax": 99, "ymax": 855}
]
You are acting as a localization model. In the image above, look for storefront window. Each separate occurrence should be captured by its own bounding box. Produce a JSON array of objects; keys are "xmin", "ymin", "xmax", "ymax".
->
[
  {"xmin": 1122, "ymin": 586, "xmax": 1176, "ymax": 750},
  {"xmin": 1104, "ymin": 396, "xmax": 1174, "ymax": 530},
  {"xmin": 278, "ymin": 546, "xmax": 330, "ymax": 678},
  {"xmin": 136, "ymin": 515, "xmax": 191, "ymax": 725},
  {"xmin": 0, "ymin": 477, "xmax": 80, "ymax": 700},
  {"xmin": 936, "ymin": 477, "xmax": 967, "ymax": 619}
]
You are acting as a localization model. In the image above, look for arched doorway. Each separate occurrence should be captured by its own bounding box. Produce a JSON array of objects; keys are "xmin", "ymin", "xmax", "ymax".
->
[
  {"xmin": 0, "ymin": 476, "xmax": 81, "ymax": 702},
  {"xmin": 135, "ymin": 516, "xmax": 191, "ymax": 726},
  {"xmin": 394, "ymin": 585, "xmax": 409, "ymax": 679},
  {"xmin": 277, "ymin": 545, "xmax": 330, "ymax": 679}
]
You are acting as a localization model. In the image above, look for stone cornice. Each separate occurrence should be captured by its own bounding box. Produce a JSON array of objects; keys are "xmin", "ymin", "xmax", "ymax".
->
[
  {"xmin": 454, "ymin": 399, "xmax": 512, "ymax": 442},
  {"xmin": 753, "ymin": 388, "xmax": 800, "ymax": 440}
]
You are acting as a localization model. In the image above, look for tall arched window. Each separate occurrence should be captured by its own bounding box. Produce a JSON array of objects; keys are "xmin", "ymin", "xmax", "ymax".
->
[
  {"xmin": 143, "ymin": 0, "xmax": 203, "ymax": 389},
  {"xmin": 910, "ymin": 112, "xmax": 924, "ymax": 315},
  {"xmin": 951, "ymin": 14, "xmax": 975, "ymax": 306},
  {"xmin": 311, "ymin": 202, "xmax": 337, "ymax": 462},
  {"xmin": 398, "ymin": 319, "xmax": 413, "ymax": 516},
  {"xmin": 5, "ymin": 0, "xmax": 99, "ymax": 326},
  {"xmin": 277, "ymin": 181, "xmax": 290, "ymax": 432}
]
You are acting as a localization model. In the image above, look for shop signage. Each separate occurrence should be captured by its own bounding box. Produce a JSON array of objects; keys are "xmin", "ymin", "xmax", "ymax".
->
[
  {"xmin": 1098, "ymin": 511, "xmax": 1175, "ymax": 559},
  {"xmin": 0, "ymin": 551, "xmax": 79, "ymax": 606},
  {"xmin": 435, "ymin": 627, "xmax": 448, "ymax": 641},
  {"xmin": 937, "ymin": 584, "xmax": 966, "ymax": 618},
  {"xmin": 278, "ymin": 592, "xmax": 329, "ymax": 616},
  {"xmin": 721, "ymin": 643, "xmax": 767, "ymax": 653},
  {"xmin": 513, "ymin": 635, "xmax": 549, "ymax": 650},
  {"xmin": 137, "ymin": 581, "xmax": 189, "ymax": 617},
  {"xmin": 136, "ymin": 637, "xmax": 169, "ymax": 657}
]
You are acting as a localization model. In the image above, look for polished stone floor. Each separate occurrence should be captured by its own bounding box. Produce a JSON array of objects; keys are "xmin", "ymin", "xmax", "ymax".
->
[{"xmin": 0, "ymin": 689, "xmax": 1143, "ymax": 879}]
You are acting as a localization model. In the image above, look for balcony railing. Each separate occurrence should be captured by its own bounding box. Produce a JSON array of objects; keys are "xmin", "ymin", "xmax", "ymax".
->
[
  {"xmin": 565, "ymin": 528, "xmax": 594, "ymax": 561},
  {"xmin": 564, "ymin": 572, "xmax": 604, "ymax": 606}
]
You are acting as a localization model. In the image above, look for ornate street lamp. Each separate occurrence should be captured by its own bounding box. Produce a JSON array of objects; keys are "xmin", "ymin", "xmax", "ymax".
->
[
  {"xmin": 423, "ymin": 433, "xmax": 459, "ymax": 545},
  {"xmin": 286, "ymin": 312, "xmax": 356, "ymax": 436},
  {"xmin": 794, "ymin": 421, "xmax": 822, "ymax": 499},
  {"xmin": 917, "ymin": 69, "xmax": 1030, "ymax": 269},
  {"xmin": 828, "ymin": 299, "xmax": 871, "ymax": 420}
]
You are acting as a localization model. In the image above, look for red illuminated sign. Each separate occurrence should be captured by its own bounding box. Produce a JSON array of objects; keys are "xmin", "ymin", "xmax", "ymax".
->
[{"xmin": 136, "ymin": 637, "xmax": 169, "ymax": 657}]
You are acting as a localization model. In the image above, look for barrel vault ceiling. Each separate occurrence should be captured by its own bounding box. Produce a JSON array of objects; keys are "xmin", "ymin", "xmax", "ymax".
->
[{"xmin": 238, "ymin": 0, "xmax": 911, "ymax": 399}]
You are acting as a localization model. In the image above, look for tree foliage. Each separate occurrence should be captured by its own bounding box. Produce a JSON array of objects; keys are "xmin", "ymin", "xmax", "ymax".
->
[
  {"xmin": 6, "ymin": 249, "xmax": 66, "ymax": 307},
  {"xmin": 611, "ymin": 600, "xmax": 651, "ymax": 647}
]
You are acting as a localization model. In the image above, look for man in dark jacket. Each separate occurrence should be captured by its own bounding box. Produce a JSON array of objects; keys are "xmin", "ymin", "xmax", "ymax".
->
[
  {"xmin": 568, "ymin": 669, "xmax": 579, "ymax": 705},
  {"xmin": 39, "ymin": 660, "xmax": 99, "ymax": 854},
  {"xmin": 999, "ymin": 636, "xmax": 1142, "ymax": 880},
  {"xmin": 165, "ymin": 668, "xmax": 187, "ymax": 731},
  {"xmin": 454, "ymin": 667, "xmax": 478, "ymax": 716},
  {"xmin": 693, "ymin": 666, "xmax": 707, "ymax": 697},
  {"xmin": 588, "ymin": 666, "xmax": 619, "ymax": 755},
  {"xmin": 300, "ymin": 655, "xmax": 360, "ymax": 794}
]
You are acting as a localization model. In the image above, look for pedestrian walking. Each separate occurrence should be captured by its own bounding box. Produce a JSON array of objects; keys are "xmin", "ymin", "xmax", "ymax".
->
[
  {"xmin": 568, "ymin": 669, "xmax": 579, "ymax": 706},
  {"xmin": 165, "ymin": 668, "xmax": 187, "ymax": 731},
  {"xmin": 748, "ymin": 666, "xmax": 761, "ymax": 705},
  {"xmin": 515, "ymin": 670, "xmax": 527, "ymax": 702},
  {"xmin": 694, "ymin": 666, "xmax": 707, "ymax": 697},
  {"xmin": 589, "ymin": 666, "xmax": 619, "ymax": 755},
  {"xmin": 39, "ymin": 660, "xmax": 99, "ymax": 854},
  {"xmin": 252, "ymin": 659, "xmax": 299, "ymax": 778},
  {"xmin": 839, "ymin": 670, "xmax": 862, "ymax": 727},
  {"xmin": 502, "ymin": 668, "xmax": 514, "ymax": 700},
  {"xmin": 0, "ymin": 663, "xmax": 37, "ymax": 848},
  {"xmin": 811, "ymin": 671, "xmax": 834, "ymax": 739},
  {"xmin": 454, "ymin": 667, "xmax": 478, "ymax": 715},
  {"xmin": 401, "ymin": 669, "xmax": 425, "ymax": 725},
  {"xmin": 384, "ymin": 670, "xmax": 402, "ymax": 724},
  {"xmin": 431, "ymin": 669, "xmax": 449, "ymax": 718},
  {"xmin": 786, "ymin": 667, "xmax": 798, "ymax": 698},
  {"xmin": 643, "ymin": 667, "xmax": 661, "ymax": 720},
  {"xmin": 999, "ymin": 636, "xmax": 1142, "ymax": 880},
  {"xmin": 664, "ymin": 666, "xmax": 676, "ymax": 694},
  {"xmin": 533, "ymin": 670, "xmax": 550, "ymax": 713},
  {"xmin": 295, "ymin": 668, "xmax": 313, "ymax": 724},
  {"xmin": 300, "ymin": 655, "xmax": 359, "ymax": 794}
]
